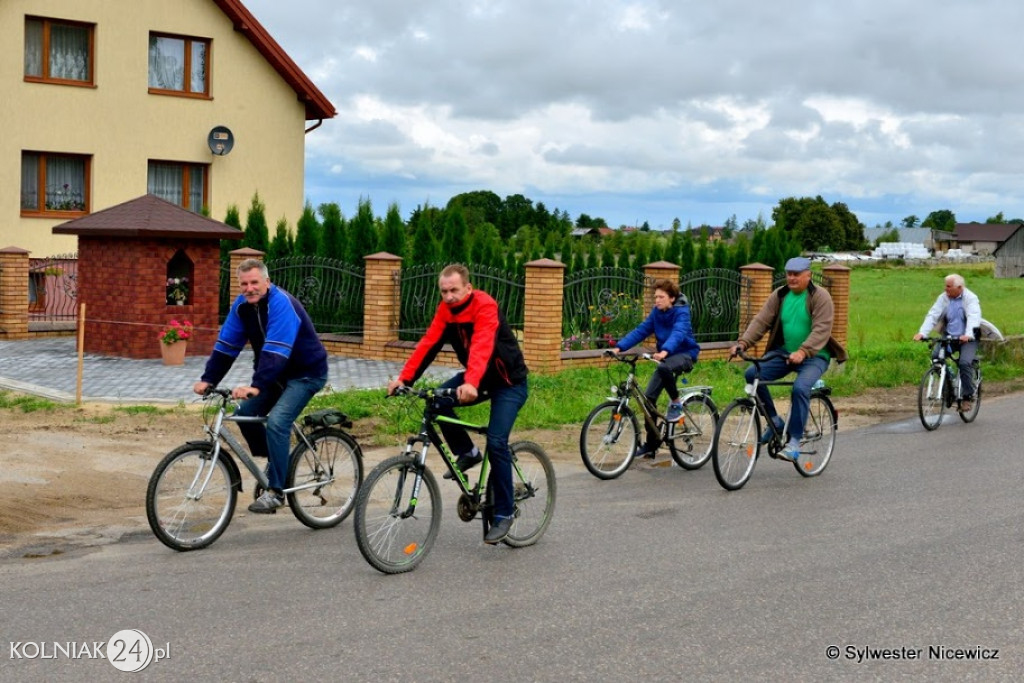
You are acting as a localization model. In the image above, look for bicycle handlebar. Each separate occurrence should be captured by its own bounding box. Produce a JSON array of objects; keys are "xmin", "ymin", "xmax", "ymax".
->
[{"xmin": 603, "ymin": 350, "xmax": 658, "ymax": 364}]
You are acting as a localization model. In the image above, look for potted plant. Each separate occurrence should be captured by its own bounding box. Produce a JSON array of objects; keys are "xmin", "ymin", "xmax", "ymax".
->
[
  {"xmin": 158, "ymin": 319, "xmax": 194, "ymax": 365},
  {"xmin": 166, "ymin": 277, "xmax": 190, "ymax": 305}
]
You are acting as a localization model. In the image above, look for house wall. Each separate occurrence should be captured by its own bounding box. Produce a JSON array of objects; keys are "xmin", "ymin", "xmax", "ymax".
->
[
  {"xmin": 995, "ymin": 230, "xmax": 1024, "ymax": 278},
  {"xmin": 1, "ymin": 0, "xmax": 307, "ymax": 256}
]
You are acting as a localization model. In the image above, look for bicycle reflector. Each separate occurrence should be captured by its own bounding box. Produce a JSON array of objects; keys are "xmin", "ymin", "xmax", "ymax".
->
[{"xmin": 404, "ymin": 543, "xmax": 418, "ymax": 555}]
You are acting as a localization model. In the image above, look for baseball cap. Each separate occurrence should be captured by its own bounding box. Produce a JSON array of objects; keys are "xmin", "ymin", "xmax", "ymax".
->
[{"xmin": 784, "ymin": 256, "xmax": 811, "ymax": 273}]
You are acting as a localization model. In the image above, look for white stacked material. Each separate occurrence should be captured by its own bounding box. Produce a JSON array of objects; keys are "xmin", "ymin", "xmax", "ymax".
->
[
  {"xmin": 943, "ymin": 248, "xmax": 967, "ymax": 260},
  {"xmin": 872, "ymin": 242, "xmax": 931, "ymax": 259}
]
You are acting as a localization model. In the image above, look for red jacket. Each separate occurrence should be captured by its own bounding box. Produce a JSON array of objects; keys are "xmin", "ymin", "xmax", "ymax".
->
[{"xmin": 400, "ymin": 290, "xmax": 528, "ymax": 390}]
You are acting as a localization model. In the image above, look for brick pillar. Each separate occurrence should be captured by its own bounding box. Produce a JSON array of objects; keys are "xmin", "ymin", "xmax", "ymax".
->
[
  {"xmin": 229, "ymin": 247, "xmax": 265, "ymax": 276},
  {"xmin": 523, "ymin": 258, "xmax": 566, "ymax": 374},
  {"xmin": 362, "ymin": 252, "xmax": 403, "ymax": 361},
  {"xmin": 0, "ymin": 247, "xmax": 31, "ymax": 339},
  {"xmin": 823, "ymin": 264, "xmax": 850, "ymax": 347},
  {"xmin": 739, "ymin": 263, "xmax": 774, "ymax": 355}
]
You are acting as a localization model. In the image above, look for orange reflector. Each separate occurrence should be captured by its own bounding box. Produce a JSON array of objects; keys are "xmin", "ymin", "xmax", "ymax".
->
[
  {"xmin": 613, "ymin": 414, "xmax": 621, "ymax": 421},
  {"xmin": 404, "ymin": 543, "xmax": 418, "ymax": 555},
  {"xmin": 804, "ymin": 461, "xmax": 813, "ymax": 471},
  {"xmin": 745, "ymin": 445, "xmax": 754, "ymax": 458}
]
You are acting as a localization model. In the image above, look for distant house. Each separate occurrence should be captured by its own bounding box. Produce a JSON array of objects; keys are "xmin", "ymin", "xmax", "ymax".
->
[
  {"xmin": 952, "ymin": 223, "xmax": 1021, "ymax": 255},
  {"xmin": 993, "ymin": 225, "xmax": 1024, "ymax": 278},
  {"xmin": 687, "ymin": 226, "xmax": 726, "ymax": 242},
  {"xmin": 571, "ymin": 227, "xmax": 602, "ymax": 238}
]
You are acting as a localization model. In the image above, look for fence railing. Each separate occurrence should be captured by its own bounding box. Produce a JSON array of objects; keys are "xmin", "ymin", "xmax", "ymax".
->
[
  {"xmin": 563, "ymin": 267, "xmax": 649, "ymax": 350},
  {"xmin": 395, "ymin": 263, "xmax": 526, "ymax": 341},
  {"xmin": 220, "ymin": 256, "xmax": 365, "ymax": 336},
  {"xmin": 680, "ymin": 268, "xmax": 751, "ymax": 343},
  {"xmin": 29, "ymin": 253, "xmax": 78, "ymax": 323}
]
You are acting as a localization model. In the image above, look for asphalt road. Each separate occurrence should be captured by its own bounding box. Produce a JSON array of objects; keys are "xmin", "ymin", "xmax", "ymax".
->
[{"xmin": 2, "ymin": 394, "xmax": 1022, "ymax": 681}]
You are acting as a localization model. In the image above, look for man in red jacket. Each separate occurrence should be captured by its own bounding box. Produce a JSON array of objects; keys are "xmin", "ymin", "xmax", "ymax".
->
[{"xmin": 387, "ymin": 264, "xmax": 529, "ymax": 544}]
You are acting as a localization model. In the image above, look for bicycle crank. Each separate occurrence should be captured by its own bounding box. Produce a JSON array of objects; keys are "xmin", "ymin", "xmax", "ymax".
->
[{"xmin": 456, "ymin": 493, "xmax": 480, "ymax": 522}]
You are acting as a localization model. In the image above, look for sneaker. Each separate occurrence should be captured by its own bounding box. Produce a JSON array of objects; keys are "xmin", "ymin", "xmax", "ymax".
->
[
  {"xmin": 248, "ymin": 491, "xmax": 284, "ymax": 514},
  {"xmin": 760, "ymin": 416, "xmax": 785, "ymax": 444},
  {"xmin": 665, "ymin": 399, "xmax": 685, "ymax": 423},
  {"xmin": 443, "ymin": 451, "xmax": 483, "ymax": 480},
  {"xmin": 778, "ymin": 442, "xmax": 801, "ymax": 462},
  {"xmin": 635, "ymin": 442, "xmax": 657, "ymax": 459},
  {"xmin": 484, "ymin": 515, "xmax": 514, "ymax": 544}
]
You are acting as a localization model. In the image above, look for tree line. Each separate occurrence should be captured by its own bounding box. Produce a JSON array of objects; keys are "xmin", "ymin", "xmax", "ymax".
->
[{"xmin": 218, "ymin": 190, "xmax": 998, "ymax": 273}]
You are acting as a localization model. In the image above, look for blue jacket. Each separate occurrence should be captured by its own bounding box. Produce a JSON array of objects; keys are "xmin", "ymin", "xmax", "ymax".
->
[
  {"xmin": 201, "ymin": 284, "xmax": 328, "ymax": 392},
  {"xmin": 615, "ymin": 302, "xmax": 700, "ymax": 360}
]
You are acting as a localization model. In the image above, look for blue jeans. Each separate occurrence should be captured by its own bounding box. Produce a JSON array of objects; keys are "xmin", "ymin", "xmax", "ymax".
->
[
  {"xmin": 437, "ymin": 373, "xmax": 529, "ymax": 520},
  {"xmin": 744, "ymin": 353, "xmax": 828, "ymax": 442},
  {"xmin": 236, "ymin": 374, "xmax": 328, "ymax": 492}
]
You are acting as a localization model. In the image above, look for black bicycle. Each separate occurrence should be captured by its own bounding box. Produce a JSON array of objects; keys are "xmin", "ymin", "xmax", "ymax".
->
[
  {"xmin": 353, "ymin": 386, "xmax": 556, "ymax": 574},
  {"xmin": 917, "ymin": 335, "xmax": 982, "ymax": 430},
  {"xmin": 579, "ymin": 351, "xmax": 718, "ymax": 479},
  {"xmin": 711, "ymin": 350, "xmax": 837, "ymax": 491}
]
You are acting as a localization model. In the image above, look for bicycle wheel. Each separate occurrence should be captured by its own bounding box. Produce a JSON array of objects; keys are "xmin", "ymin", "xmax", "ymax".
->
[
  {"xmin": 579, "ymin": 400, "xmax": 639, "ymax": 480},
  {"xmin": 287, "ymin": 428, "xmax": 364, "ymax": 530},
  {"xmin": 794, "ymin": 394, "xmax": 837, "ymax": 477},
  {"xmin": 712, "ymin": 400, "xmax": 760, "ymax": 491},
  {"xmin": 353, "ymin": 455, "xmax": 441, "ymax": 574},
  {"xmin": 917, "ymin": 365, "xmax": 945, "ymax": 431},
  {"xmin": 958, "ymin": 364, "xmax": 982, "ymax": 423},
  {"xmin": 146, "ymin": 443, "xmax": 237, "ymax": 551},
  {"xmin": 501, "ymin": 441, "xmax": 557, "ymax": 548},
  {"xmin": 667, "ymin": 393, "xmax": 718, "ymax": 470}
]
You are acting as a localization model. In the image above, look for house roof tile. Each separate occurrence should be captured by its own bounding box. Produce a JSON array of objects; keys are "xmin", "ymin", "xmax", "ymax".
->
[
  {"xmin": 52, "ymin": 194, "xmax": 244, "ymax": 239},
  {"xmin": 953, "ymin": 222, "xmax": 1021, "ymax": 242}
]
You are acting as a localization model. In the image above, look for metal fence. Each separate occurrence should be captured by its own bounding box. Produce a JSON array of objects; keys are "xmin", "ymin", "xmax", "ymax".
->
[
  {"xmin": 563, "ymin": 267, "xmax": 649, "ymax": 350},
  {"xmin": 771, "ymin": 271, "xmax": 832, "ymax": 291},
  {"xmin": 396, "ymin": 263, "xmax": 526, "ymax": 341},
  {"xmin": 220, "ymin": 256, "xmax": 365, "ymax": 336},
  {"xmin": 29, "ymin": 253, "xmax": 78, "ymax": 323},
  {"xmin": 679, "ymin": 268, "xmax": 751, "ymax": 343}
]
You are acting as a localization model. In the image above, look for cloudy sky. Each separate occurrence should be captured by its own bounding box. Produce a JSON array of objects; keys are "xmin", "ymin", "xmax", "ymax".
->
[{"xmin": 244, "ymin": 0, "xmax": 1024, "ymax": 230}]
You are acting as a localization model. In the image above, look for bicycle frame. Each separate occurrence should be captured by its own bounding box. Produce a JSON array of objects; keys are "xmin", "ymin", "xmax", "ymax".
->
[
  {"xmin": 607, "ymin": 353, "xmax": 714, "ymax": 444},
  {"xmin": 392, "ymin": 386, "xmax": 530, "ymax": 520},
  {"xmin": 196, "ymin": 391, "xmax": 335, "ymax": 497}
]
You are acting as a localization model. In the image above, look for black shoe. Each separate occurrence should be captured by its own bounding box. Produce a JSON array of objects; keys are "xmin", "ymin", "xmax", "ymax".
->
[
  {"xmin": 635, "ymin": 443, "xmax": 657, "ymax": 459},
  {"xmin": 443, "ymin": 452, "xmax": 483, "ymax": 480},
  {"xmin": 484, "ymin": 516, "xmax": 514, "ymax": 544}
]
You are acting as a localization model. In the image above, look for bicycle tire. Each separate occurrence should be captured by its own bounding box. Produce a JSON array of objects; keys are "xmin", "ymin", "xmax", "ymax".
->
[
  {"xmin": 286, "ymin": 427, "xmax": 364, "ymax": 530},
  {"xmin": 917, "ymin": 365, "xmax": 945, "ymax": 431},
  {"xmin": 667, "ymin": 393, "xmax": 718, "ymax": 470},
  {"xmin": 146, "ymin": 443, "xmax": 237, "ymax": 551},
  {"xmin": 958, "ymin": 365, "xmax": 982, "ymax": 423},
  {"xmin": 793, "ymin": 394, "xmax": 837, "ymax": 477},
  {"xmin": 353, "ymin": 455, "xmax": 441, "ymax": 574},
  {"xmin": 712, "ymin": 399, "xmax": 760, "ymax": 491},
  {"xmin": 501, "ymin": 441, "xmax": 557, "ymax": 547},
  {"xmin": 579, "ymin": 400, "xmax": 639, "ymax": 480}
]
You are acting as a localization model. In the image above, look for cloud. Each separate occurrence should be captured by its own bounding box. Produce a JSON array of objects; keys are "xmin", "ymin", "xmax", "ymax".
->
[{"xmin": 247, "ymin": 0, "xmax": 1024, "ymax": 227}]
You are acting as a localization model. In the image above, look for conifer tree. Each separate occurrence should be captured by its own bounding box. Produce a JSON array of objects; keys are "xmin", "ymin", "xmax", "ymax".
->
[
  {"xmin": 346, "ymin": 197, "xmax": 377, "ymax": 266},
  {"xmin": 319, "ymin": 203, "xmax": 346, "ymax": 260},
  {"xmin": 294, "ymin": 202, "xmax": 321, "ymax": 256},
  {"xmin": 680, "ymin": 235, "xmax": 696, "ymax": 273},
  {"xmin": 379, "ymin": 202, "xmax": 407, "ymax": 258},
  {"xmin": 222, "ymin": 204, "xmax": 242, "ymax": 264},
  {"xmin": 268, "ymin": 217, "xmax": 293, "ymax": 260},
  {"xmin": 410, "ymin": 206, "xmax": 439, "ymax": 266},
  {"xmin": 441, "ymin": 205, "xmax": 469, "ymax": 263},
  {"xmin": 243, "ymin": 192, "xmax": 269, "ymax": 253}
]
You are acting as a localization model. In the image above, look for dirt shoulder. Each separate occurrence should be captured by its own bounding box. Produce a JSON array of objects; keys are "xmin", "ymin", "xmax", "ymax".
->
[{"xmin": 1, "ymin": 381, "xmax": 1019, "ymax": 558}]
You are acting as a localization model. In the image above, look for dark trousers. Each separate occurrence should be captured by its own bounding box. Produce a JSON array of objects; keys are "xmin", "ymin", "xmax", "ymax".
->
[
  {"xmin": 437, "ymin": 372, "xmax": 529, "ymax": 519},
  {"xmin": 642, "ymin": 352, "xmax": 694, "ymax": 446}
]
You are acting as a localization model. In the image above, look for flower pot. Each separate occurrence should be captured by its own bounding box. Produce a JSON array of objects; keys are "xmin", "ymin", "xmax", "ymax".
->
[
  {"xmin": 160, "ymin": 340, "xmax": 187, "ymax": 366},
  {"xmin": 174, "ymin": 300, "xmax": 185, "ymax": 306}
]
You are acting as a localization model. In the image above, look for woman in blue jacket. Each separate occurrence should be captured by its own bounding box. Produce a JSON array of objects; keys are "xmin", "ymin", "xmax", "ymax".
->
[{"xmin": 610, "ymin": 278, "xmax": 700, "ymax": 458}]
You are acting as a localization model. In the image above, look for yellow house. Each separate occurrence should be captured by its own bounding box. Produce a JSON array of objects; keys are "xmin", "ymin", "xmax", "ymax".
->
[{"xmin": 2, "ymin": 0, "xmax": 335, "ymax": 256}]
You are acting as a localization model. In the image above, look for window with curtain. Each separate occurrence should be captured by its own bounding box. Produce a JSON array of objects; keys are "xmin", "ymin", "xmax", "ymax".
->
[
  {"xmin": 148, "ymin": 161, "xmax": 209, "ymax": 213},
  {"xmin": 21, "ymin": 152, "xmax": 90, "ymax": 215},
  {"xmin": 148, "ymin": 33, "xmax": 210, "ymax": 95},
  {"xmin": 24, "ymin": 17, "xmax": 94, "ymax": 85}
]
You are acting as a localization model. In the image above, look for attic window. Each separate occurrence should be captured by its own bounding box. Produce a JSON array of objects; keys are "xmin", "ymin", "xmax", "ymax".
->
[{"xmin": 148, "ymin": 33, "xmax": 210, "ymax": 97}]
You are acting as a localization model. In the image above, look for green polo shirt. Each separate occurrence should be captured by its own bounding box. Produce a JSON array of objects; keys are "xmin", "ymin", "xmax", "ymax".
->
[{"xmin": 781, "ymin": 290, "xmax": 830, "ymax": 361}]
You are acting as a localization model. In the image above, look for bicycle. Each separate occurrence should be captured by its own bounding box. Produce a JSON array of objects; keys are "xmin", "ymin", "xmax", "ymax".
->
[
  {"xmin": 917, "ymin": 335, "xmax": 982, "ymax": 431},
  {"xmin": 146, "ymin": 387, "xmax": 364, "ymax": 551},
  {"xmin": 352, "ymin": 386, "xmax": 556, "ymax": 574},
  {"xmin": 711, "ymin": 350, "xmax": 837, "ymax": 491},
  {"xmin": 579, "ymin": 350, "xmax": 718, "ymax": 479}
]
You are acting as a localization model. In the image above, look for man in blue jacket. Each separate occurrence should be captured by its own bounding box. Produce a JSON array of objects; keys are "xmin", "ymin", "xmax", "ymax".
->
[
  {"xmin": 611, "ymin": 279, "xmax": 700, "ymax": 458},
  {"xmin": 194, "ymin": 259, "xmax": 328, "ymax": 513}
]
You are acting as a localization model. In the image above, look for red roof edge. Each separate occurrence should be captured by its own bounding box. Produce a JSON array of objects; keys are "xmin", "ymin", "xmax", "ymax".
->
[{"xmin": 213, "ymin": 0, "xmax": 337, "ymax": 121}]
